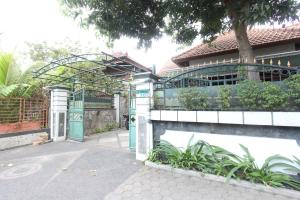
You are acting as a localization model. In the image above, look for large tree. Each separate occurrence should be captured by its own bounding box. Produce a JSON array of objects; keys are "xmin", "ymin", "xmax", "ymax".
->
[{"xmin": 61, "ymin": 0, "xmax": 299, "ymax": 79}]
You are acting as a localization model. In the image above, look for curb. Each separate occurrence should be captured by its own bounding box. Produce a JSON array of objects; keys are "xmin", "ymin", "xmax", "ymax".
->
[{"xmin": 145, "ymin": 161, "xmax": 300, "ymax": 199}]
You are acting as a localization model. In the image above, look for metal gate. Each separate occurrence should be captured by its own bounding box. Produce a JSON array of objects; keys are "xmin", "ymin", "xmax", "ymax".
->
[
  {"xmin": 129, "ymin": 85, "xmax": 136, "ymax": 150},
  {"xmin": 69, "ymin": 89, "xmax": 85, "ymax": 142}
]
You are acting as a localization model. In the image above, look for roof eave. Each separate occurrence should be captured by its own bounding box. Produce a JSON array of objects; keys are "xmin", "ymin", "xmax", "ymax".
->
[{"xmin": 172, "ymin": 38, "xmax": 300, "ymax": 65}]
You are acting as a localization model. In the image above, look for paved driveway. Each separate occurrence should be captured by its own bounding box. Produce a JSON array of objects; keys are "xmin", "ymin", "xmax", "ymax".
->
[
  {"xmin": 0, "ymin": 130, "xmax": 299, "ymax": 200},
  {"xmin": 0, "ymin": 130, "xmax": 142, "ymax": 200}
]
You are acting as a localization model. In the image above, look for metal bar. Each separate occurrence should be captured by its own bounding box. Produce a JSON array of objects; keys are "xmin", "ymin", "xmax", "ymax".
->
[{"xmin": 72, "ymin": 54, "xmax": 131, "ymax": 73}]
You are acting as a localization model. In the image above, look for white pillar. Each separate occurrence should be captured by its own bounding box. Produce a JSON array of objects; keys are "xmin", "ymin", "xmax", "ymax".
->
[
  {"xmin": 114, "ymin": 93, "xmax": 120, "ymax": 126},
  {"xmin": 133, "ymin": 72, "xmax": 157, "ymax": 161},
  {"xmin": 50, "ymin": 87, "xmax": 69, "ymax": 142}
]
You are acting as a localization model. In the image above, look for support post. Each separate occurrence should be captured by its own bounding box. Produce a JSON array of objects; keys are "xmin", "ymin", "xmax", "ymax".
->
[
  {"xmin": 49, "ymin": 86, "xmax": 69, "ymax": 142},
  {"xmin": 132, "ymin": 72, "xmax": 158, "ymax": 161},
  {"xmin": 114, "ymin": 93, "xmax": 120, "ymax": 127}
]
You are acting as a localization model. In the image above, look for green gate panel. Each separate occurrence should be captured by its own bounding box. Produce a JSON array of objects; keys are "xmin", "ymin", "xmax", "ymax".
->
[{"xmin": 69, "ymin": 89, "xmax": 84, "ymax": 142}]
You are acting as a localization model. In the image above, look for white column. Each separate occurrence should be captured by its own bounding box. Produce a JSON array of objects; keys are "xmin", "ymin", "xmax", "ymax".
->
[
  {"xmin": 114, "ymin": 93, "xmax": 120, "ymax": 126},
  {"xmin": 50, "ymin": 87, "xmax": 68, "ymax": 142},
  {"xmin": 133, "ymin": 72, "xmax": 157, "ymax": 161}
]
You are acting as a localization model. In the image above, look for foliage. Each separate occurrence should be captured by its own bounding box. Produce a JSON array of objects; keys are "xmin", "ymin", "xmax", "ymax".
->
[
  {"xmin": 25, "ymin": 39, "xmax": 100, "ymax": 70},
  {"xmin": 24, "ymin": 40, "xmax": 122, "ymax": 94},
  {"xmin": 260, "ymin": 82, "xmax": 288, "ymax": 110},
  {"xmin": 61, "ymin": 0, "xmax": 299, "ymax": 47},
  {"xmin": 153, "ymin": 93, "xmax": 162, "ymax": 109},
  {"xmin": 237, "ymin": 66, "xmax": 248, "ymax": 80},
  {"xmin": 285, "ymin": 74, "xmax": 300, "ymax": 107},
  {"xmin": 0, "ymin": 52, "xmax": 41, "ymax": 98},
  {"xmin": 94, "ymin": 123, "xmax": 119, "ymax": 134},
  {"xmin": 0, "ymin": 83, "xmax": 42, "ymax": 98},
  {"xmin": 218, "ymin": 86, "xmax": 232, "ymax": 110},
  {"xmin": 178, "ymin": 88, "xmax": 208, "ymax": 110},
  {"xmin": 0, "ymin": 52, "xmax": 14, "ymax": 85},
  {"xmin": 237, "ymin": 80, "xmax": 261, "ymax": 110},
  {"xmin": 149, "ymin": 139, "xmax": 300, "ymax": 191},
  {"xmin": 225, "ymin": 145, "xmax": 299, "ymax": 188}
]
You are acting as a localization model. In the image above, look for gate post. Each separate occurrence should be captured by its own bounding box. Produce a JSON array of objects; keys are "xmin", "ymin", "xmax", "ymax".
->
[
  {"xmin": 49, "ymin": 86, "xmax": 69, "ymax": 142},
  {"xmin": 132, "ymin": 72, "xmax": 158, "ymax": 161},
  {"xmin": 114, "ymin": 93, "xmax": 120, "ymax": 127}
]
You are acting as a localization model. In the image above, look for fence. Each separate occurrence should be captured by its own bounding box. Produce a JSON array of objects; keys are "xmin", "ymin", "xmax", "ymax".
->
[
  {"xmin": 84, "ymin": 90, "xmax": 114, "ymax": 109},
  {"xmin": 153, "ymin": 84, "xmax": 299, "ymax": 112},
  {"xmin": 155, "ymin": 63, "xmax": 299, "ymax": 90},
  {"xmin": 0, "ymin": 98, "xmax": 49, "ymax": 133}
]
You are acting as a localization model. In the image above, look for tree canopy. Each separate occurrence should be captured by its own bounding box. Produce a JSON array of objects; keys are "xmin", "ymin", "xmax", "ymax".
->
[
  {"xmin": 61, "ymin": 0, "xmax": 299, "ymax": 80},
  {"xmin": 61, "ymin": 0, "xmax": 299, "ymax": 47}
]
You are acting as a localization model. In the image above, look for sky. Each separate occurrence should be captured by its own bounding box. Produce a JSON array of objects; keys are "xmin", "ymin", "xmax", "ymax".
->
[
  {"xmin": 0, "ymin": 0, "xmax": 187, "ymax": 71},
  {"xmin": 0, "ymin": 0, "xmax": 298, "ymax": 72}
]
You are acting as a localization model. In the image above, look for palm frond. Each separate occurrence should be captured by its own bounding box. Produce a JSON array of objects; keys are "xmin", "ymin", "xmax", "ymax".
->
[{"xmin": 0, "ymin": 52, "xmax": 13, "ymax": 85}]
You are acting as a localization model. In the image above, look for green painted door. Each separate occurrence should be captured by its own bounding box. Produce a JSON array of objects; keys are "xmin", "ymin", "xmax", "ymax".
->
[
  {"xmin": 129, "ymin": 85, "xmax": 136, "ymax": 150},
  {"xmin": 69, "ymin": 89, "xmax": 84, "ymax": 142}
]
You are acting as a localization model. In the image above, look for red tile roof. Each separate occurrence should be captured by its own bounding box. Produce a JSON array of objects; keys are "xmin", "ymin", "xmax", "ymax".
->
[
  {"xmin": 172, "ymin": 24, "xmax": 300, "ymax": 64},
  {"xmin": 111, "ymin": 51, "xmax": 152, "ymax": 72}
]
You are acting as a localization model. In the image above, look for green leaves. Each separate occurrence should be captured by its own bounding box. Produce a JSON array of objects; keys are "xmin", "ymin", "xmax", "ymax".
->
[
  {"xmin": 148, "ymin": 139, "xmax": 300, "ymax": 191},
  {"xmin": 285, "ymin": 74, "xmax": 300, "ymax": 107},
  {"xmin": 237, "ymin": 80, "xmax": 288, "ymax": 111},
  {"xmin": 0, "ymin": 52, "xmax": 44, "ymax": 98},
  {"xmin": 218, "ymin": 86, "xmax": 232, "ymax": 110},
  {"xmin": 177, "ymin": 88, "xmax": 208, "ymax": 110},
  {"xmin": 237, "ymin": 80, "xmax": 262, "ymax": 110},
  {"xmin": 61, "ymin": 0, "xmax": 299, "ymax": 47},
  {"xmin": 0, "ymin": 52, "xmax": 14, "ymax": 85},
  {"xmin": 261, "ymin": 82, "xmax": 288, "ymax": 110}
]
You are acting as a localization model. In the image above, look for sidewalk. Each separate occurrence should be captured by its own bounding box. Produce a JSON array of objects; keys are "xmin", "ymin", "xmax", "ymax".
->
[{"xmin": 105, "ymin": 166, "xmax": 299, "ymax": 200}]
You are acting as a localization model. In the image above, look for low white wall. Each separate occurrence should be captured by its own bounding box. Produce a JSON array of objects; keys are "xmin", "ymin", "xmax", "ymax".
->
[
  {"xmin": 0, "ymin": 132, "xmax": 48, "ymax": 150},
  {"xmin": 161, "ymin": 130, "xmax": 300, "ymax": 168},
  {"xmin": 151, "ymin": 110, "xmax": 300, "ymax": 127}
]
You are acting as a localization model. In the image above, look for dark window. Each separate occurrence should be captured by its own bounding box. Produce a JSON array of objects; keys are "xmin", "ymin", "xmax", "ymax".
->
[
  {"xmin": 58, "ymin": 113, "xmax": 65, "ymax": 137},
  {"xmin": 295, "ymin": 43, "xmax": 300, "ymax": 51}
]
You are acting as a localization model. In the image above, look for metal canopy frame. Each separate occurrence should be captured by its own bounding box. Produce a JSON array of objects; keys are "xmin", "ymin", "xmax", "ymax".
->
[{"xmin": 33, "ymin": 52, "xmax": 142, "ymax": 91}]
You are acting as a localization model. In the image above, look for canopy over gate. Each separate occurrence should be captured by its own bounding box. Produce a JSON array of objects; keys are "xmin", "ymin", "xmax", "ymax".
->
[
  {"xmin": 33, "ymin": 51, "xmax": 149, "ymax": 143},
  {"xmin": 33, "ymin": 51, "xmax": 149, "ymax": 92}
]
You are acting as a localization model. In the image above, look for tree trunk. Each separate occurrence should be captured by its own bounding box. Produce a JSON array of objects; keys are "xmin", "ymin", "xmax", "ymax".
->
[{"xmin": 233, "ymin": 23, "xmax": 260, "ymax": 80}]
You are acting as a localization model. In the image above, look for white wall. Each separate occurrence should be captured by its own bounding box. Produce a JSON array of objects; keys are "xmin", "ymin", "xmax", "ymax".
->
[{"xmin": 161, "ymin": 130, "xmax": 300, "ymax": 169}]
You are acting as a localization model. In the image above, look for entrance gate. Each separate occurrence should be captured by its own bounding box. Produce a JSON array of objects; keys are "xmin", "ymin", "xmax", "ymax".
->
[{"xmin": 69, "ymin": 89, "xmax": 85, "ymax": 142}]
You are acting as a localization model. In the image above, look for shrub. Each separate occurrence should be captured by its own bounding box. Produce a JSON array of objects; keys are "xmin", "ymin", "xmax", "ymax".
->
[
  {"xmin": 237, "ymin": 80, "xmax": 262, "ymax": 110},
  {"xmin": 218, "ymin": 86, "xmax": 232, "ymax": 110},
  {"xmin": 153, "ymin": 93, "xmax": 162, "ymax": 109},
  {"xmin": 177, "ymin": 88, "xmax": 208, "ymax": 110},
  {"xmin": 237, "ymin": 65, "xmax": 248, "ymax": 80},
  {"xmin": 148, "ymin": 139, "xmax": 300, "ymax": 191},
  {"xmin": 260, "ymin": 82, "xmax": 288, "ymax": 110},
  {"xmin": 285, "ymin": 74, "xmax": 300, "ymax": 107},
  {"xmin": 94, "ymin": 123, "xmax": 119, "ymax": 134}
]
